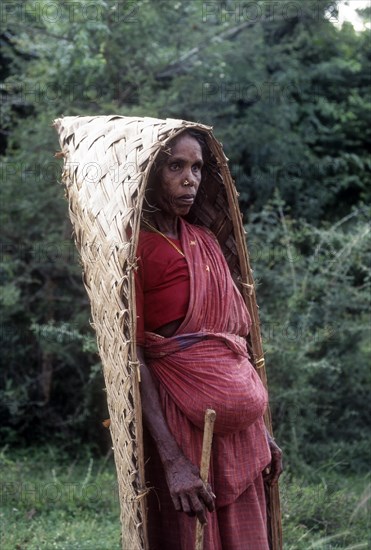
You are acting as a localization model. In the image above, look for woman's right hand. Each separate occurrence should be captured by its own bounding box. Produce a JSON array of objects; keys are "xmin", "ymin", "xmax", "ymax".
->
[
  {"xmin": 163, "ymin": 454, "xmax": 215, "ymax": 524},
  {"xmin": 137, "ymin": 347, "xmax": 215, "ymax": 524}
]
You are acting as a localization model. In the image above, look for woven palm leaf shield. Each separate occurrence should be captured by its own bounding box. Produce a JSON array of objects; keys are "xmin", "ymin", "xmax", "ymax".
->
[{"xmin": 54, "ymin": 115, "xmax": 282, "ymax": 550}]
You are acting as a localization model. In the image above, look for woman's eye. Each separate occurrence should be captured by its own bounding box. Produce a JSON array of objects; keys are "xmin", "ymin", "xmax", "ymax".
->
[{"xmin": 169, "ymin": 163, "xmax": 180, "ymax": 171}]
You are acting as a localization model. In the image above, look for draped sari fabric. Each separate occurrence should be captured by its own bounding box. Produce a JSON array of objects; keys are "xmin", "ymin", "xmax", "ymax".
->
[{"xmin": 141, "ymin": 219, "xmax": 271, "ymax": 549}]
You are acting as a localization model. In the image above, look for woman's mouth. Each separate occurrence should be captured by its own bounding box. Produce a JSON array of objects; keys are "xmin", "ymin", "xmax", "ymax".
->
[{"xmin": 178, "ymin": 194, "xmax": 195, "ymax": 204}]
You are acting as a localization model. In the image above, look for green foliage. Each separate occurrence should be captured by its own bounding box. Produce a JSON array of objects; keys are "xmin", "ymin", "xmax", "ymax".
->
[
  {"xmin": 0, "ymin": 0, "xmax": 369, "ymax": 474},
  {"xmin": 281, "ymin": 471, "xmax": 370, "ymax": 549},
  {"xmin": 0, "ymin": 446, "xmax": 120, "ymax": 549},
  {"xmin": 247, "ymin": 194, "xmax": 371, "ymax": 471}
]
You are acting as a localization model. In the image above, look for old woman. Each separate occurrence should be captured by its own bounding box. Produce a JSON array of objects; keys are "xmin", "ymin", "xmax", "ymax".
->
[{"xmin": 135, "ymin": 129, "xmax": 282, "ymax": 549}]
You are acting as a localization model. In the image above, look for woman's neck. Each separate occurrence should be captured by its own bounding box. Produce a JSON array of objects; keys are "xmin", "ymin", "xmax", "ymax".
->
[{"xmin": 144, "ymin": 213, "xmax": 180, "ymax": 239}]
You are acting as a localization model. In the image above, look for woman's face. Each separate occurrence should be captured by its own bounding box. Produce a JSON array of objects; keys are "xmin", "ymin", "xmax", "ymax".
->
[{"xmin": 154, "ymin": 134, "xmax": 204, "ymax": 217}]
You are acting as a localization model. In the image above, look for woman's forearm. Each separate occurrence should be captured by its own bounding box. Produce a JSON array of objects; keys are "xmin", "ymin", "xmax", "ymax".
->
[
  {"xmin": 136, "ymin": 346, "xmax": 218, "ymax": 522},
  {"xmin": 137, "ymin": 346, "xmax": 183, "ymax": 465}
]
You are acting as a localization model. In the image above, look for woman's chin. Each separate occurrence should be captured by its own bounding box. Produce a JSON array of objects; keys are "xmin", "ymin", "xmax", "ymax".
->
[{"xmin": 169, "ymin": 205, "xmax": 192, "ymax": 218}]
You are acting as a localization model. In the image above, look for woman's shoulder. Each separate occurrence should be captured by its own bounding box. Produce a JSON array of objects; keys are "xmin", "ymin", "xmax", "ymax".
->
[
  {"xmin": 183, "ymin": 219, "xmax": 219, "ymax": 245},
  {"xmin": 137, "ymin": 229, "xmax": 164, "ymax": 248},
  {"xmin": 135, "ymin": 230, "xmax": 156, "ymax": 258},
  {"xmin": 136, "ymin": 230, "xmax": 183, "ymax": 265}
]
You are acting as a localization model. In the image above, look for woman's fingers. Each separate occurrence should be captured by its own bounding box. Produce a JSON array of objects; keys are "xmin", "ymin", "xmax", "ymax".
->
[
  {"xmin": 189, "ymin": 493, "xmax": 207, "ymax": 524},
  {"xmin": 180, "ymin": 493, "xmax": 192, "ymax": 515},
  {"xmin": 171, "ymin": 484, "xmax": 214, "ymax": 524},
  {"xmin": 200, "ymin": 482, "xmax": 215, "ymax": 512},
  {"xmin": 171, "ymin": 494, "xmax": 182, "ymax": 512},
  {"xmin": 165, "ymin": 455, "xmax": 216, "ymax": 521},
  {"xmin": 264, "ymin": 438, "xmax": 283, "ymax": 485}
]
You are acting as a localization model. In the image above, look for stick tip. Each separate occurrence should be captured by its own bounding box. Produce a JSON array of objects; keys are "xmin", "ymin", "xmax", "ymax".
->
[{"xmin": 205, "ymin": 409, "xmax": 216, "ymax": 422}]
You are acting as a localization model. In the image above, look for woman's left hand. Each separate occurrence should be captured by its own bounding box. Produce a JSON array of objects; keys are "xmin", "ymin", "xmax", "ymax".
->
[{"xmin": 263, "ymin": 432, "xmax": 283, "ymax": 485}]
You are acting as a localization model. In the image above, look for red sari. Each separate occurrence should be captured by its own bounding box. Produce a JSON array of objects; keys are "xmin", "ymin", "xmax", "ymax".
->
[{"xmin": 136, "ymin": 219, "xmax": 271, "ymax": 549}]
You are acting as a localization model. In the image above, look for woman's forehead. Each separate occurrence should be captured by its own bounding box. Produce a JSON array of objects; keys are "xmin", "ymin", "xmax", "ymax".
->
[{"xmin": 167, "ymin": 134, "xmax": 203, "ymax": 159}]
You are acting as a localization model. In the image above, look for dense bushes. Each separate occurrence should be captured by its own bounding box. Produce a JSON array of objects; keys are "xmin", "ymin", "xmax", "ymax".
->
[{"xmin": 247, "ymin": 195, "xmax": 370, "ymax": 471}]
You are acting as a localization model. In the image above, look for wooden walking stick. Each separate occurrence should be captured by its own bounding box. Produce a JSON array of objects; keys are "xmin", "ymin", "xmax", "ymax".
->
[{"xmin": 195, "ymin": 409, "xmax": 217, "ymax": 550}]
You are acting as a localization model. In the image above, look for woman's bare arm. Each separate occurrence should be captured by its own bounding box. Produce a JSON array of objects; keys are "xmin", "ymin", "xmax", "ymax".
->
[{"xmin": 137, "ymin": 346, "xmax": 215, "ymax": 524}]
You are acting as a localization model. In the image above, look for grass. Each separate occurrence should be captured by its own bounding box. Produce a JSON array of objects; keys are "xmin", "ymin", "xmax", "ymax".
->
[
  {"xmin": 0, "ymin": 446, "xmax": 121, "ymax": 549},
  {"xmin": 281, "ymin": 471, "xmax": 370, "ymax": 549},
  {"xmin": 0, "ymin": 446, "xmax": 369, "ymax": 549}
]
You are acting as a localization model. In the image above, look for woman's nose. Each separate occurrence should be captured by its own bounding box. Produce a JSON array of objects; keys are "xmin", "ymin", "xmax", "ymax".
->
[{"xmin": 184, "ymin": 170, "xmax": 197, "ymax": 186}]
